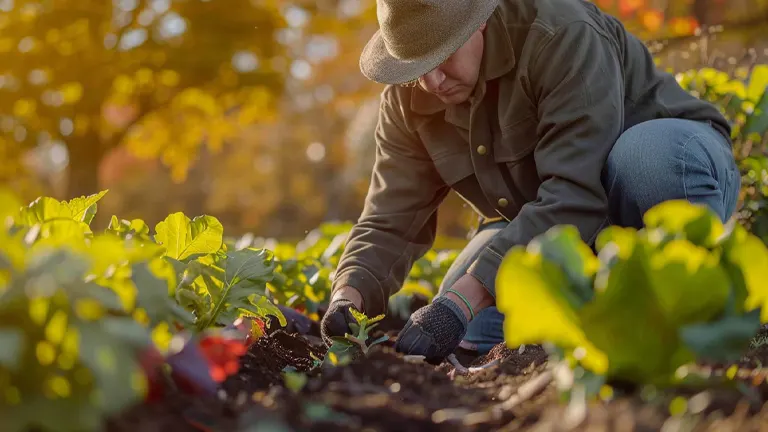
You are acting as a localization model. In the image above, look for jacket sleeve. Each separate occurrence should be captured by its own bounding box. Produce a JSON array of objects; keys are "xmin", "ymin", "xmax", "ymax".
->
[
  {"xmin": 467, "ymin": 21, "xmax": 625, "ymax": 294},
  {"xmin": 332, "ymin": 89, "xmax": 451, "ymax": 316}
]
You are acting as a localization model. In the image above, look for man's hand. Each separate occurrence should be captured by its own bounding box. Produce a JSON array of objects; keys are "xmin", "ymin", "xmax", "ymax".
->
[
  {"xmin": 320, "ymin": 286, "xmax": 364, "ymax": 346},
  {"xmin": 394, "ymin": 274, "xmax": 492, "ymax": 364}
]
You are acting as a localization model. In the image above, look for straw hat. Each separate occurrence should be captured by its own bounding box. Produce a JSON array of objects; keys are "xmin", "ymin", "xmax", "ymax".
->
[{"xmin": 359, "ymin": 0, "xmax": 500, "ymax": 85}]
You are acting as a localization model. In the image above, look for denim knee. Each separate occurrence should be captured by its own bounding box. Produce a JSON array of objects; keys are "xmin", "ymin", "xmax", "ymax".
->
[{"xmin": 602, "ymin": 118, "xmax": 739, "ymax": 227}]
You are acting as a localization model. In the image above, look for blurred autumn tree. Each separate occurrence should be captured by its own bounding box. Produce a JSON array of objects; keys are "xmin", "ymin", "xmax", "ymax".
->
[
  {"xmin": 0, "ymin": 0, "xmax": 286, "ymax": 200},
  {"xmin": 2, "ymin": 0, "xmax": 767, "ymax": 239}
]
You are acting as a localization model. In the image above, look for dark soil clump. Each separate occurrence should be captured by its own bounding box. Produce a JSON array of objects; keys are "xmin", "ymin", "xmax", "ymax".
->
[{"xmin": 222, "ymin": 330, "xmax": 326, "ymax": 394}]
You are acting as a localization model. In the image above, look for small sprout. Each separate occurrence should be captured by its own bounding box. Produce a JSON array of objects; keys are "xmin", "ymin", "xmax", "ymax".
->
[{"xmin": 323, "ymin": 308, "xmax": 389, "ymax": 367}]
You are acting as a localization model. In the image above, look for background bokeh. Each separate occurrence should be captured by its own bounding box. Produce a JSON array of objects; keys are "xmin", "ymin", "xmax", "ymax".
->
[{"xmin": 1, "ymin": 0, "xmax": 767, "ymax": 241}]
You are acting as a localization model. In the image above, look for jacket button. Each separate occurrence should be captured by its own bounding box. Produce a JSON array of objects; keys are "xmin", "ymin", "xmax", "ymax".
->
[
  {"xmin": 498, "ymin": 198, "xmax": 509, "ymax": 208},
  {"xmin": 476, "ymin": 145, "xmax": 487, "ymax": 155}
]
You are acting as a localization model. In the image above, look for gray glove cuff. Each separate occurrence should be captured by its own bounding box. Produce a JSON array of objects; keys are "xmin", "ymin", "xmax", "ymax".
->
[{"xmin": 433, "ymin": 295, "xmax": 469, "ymax": 330}]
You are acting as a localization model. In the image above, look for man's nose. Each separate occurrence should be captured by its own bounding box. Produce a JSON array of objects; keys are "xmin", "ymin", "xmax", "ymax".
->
[{"xmin": 420, "ymin": 68, "xmax": 446, "ymax": 93}]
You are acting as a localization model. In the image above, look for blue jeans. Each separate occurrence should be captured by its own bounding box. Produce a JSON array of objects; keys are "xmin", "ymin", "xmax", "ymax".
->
[{"xmin": 436, "ymin": 118, "xmax": 740, "ymax": 354}]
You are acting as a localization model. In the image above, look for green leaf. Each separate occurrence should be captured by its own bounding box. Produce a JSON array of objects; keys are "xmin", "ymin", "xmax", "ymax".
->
[
  {"xmin": 65, "ymin": 190, "xmax": 108, "ymax": 225},
  {"xmin": 131, "ymin": 262, "xmax": 195, "ymax": 327},
  {"xmin": 642, "ymin": 200, "xmax": 725, "ymax": 247},
  {"xmin": 647, "ymin": 240, "xmax": 730, "ymax": 326},
  {"xmin": 580, "ymin": 238, "xmax": 688, "ymax": 384},
  {"xmin": 496, "ymin": 247, "xmax": 608, "ymax": 375},
  {"xmin": 0, "ymin": 328, "xmax": 23, "ymax": 370},
  {"xmin": 20, "ymin": 197, "xmax": 73, "ymax": 225},
  {"xmin": 723, "ymin": 225, "xmax": 768, "ymax": 321},
  {"xmin": 155, "ymin": 213, "xmax": 224, "ymax": 261},
  {"xmin": 77, "ymin": 319, "xmax": 147, "ymax": 414},
  {"xmin": 680, "ymin": 308, "xmax": 762, "ymax": 363},
  {"xmin": 746, "ymin": 65, "xmax": 768, "ymax": 103},
  {"xmin": 743, "ymin": 84, "xmax": 768, "ymax": 139},
  {"xmin": 529, "ymin": 225, "xmax": 598, "ymax": 307},
  {"xmin": 197, "ymin": 248, "xmax": 280, "ymax": 329},
  {"xmin": 323, "ymin": 337, "xmax": 358, "ymax": 367}
]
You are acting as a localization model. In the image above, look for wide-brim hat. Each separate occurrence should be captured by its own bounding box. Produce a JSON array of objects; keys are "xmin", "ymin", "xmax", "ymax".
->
[{"xmin": 360, "ymin": 0, "xmax": 500, "ymax": 85}]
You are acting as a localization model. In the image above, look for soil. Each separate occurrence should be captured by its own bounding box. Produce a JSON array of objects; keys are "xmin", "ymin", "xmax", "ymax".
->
[{"xmin": 106, "ymin": 322, "xmax": 768, "ymax": 432}]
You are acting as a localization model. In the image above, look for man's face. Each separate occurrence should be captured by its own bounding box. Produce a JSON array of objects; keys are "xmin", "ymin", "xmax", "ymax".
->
[{"xmin": 416, "ymin": 24, "xmax": 486, "ymax": 105}]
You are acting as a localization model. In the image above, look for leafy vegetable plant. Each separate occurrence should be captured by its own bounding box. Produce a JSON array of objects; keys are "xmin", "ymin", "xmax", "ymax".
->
[
  {"xmin": 496, "ymin": 200, "xmax": 768, "ymax": 387},
  {"xmin": 0, "ymin": 189, "xmax": 281, "ymax": 431},
  {"xmin": 324, "ymin": 308, "xmax": 389, "ymax": 367}
]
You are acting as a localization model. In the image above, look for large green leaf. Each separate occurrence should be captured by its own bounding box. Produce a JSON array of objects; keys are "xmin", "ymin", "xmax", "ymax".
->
[
  {"xmin": 647, "ymin": 240, "xmax": 730, "ymax": 326},
  {"xmin": 199, "ymin": 248, "xmax": 281, "ymax": 329},
  {"xmin": 496, "ymin": 247, "xmax": 608, "ymax": 374},
  {"xmin": 78, "ymin": 318, "xmax": 148, "ymax": 414},
  {"xmin": 155, "ymin": 213, "xmax": 224, "ymax": 261},
  {"xmin": 642, "ymin": 200, "xmax": 725, "ymax": 247},
  {"xmin": 18, "ymin": 191, "xmax": 108, "ymax": 226},
  {"xmin": 722, "ymin": 225, "xmax": 768, "ymax": 321},
  {"xmin": 680, "ymin": 308, "xmax": 762, "ymax": 363},
  {"xmin": 65, "ymin": 190, "xmax": 109, "ymax": 225},
  {"xmin": 529, "ymin": 225, "xmax": 598, "ymax": 306},
  {"xmin": 131, "ymin": 262, "xmax": 195, "ymax": 327},
  {"xmin": 743, "ymin": 83, "xmax": 768, "ymax": 138},
  {"xmin": 19, "ymin": 197, "xmax": 73, "ymax": 225},
  {"xmin": 582, "ymin": 236, "xmax": 687, "ymax": 384}
]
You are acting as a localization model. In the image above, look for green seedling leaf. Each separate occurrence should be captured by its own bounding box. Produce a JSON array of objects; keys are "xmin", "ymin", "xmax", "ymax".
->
[
  {"xmin": 369, "ymin": 334, "xmax": 389, "ymax": 347},
  {"xmin": 323, "ymin": 336, "xmax": 357, "ymax": 367},
  {"xmin": 155, "ymin": 213, "xmax": 224, "ymax": 261},
  {"xmin": 680, "ymin": 308, "xmax": 762, "ymax": 363},
  {"xmin": 743, "ymin": 83, "xmax": 768, "ymax": 137}
]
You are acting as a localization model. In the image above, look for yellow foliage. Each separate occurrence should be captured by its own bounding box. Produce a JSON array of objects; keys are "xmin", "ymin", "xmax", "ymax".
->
[
  {"xmin": 0, "ymin": 38, "xmax": 13, "ymax": 52},
  {"xmin": 61, "ymin": 82, "xmax": 84, "ymax": 104},
  {"xmin": 159, "ymin": 69, "xmax": 180, "ymax": 87},
  {"xmin": 13, "ymin": 99, "xmax": 37, "ymax": 118}
]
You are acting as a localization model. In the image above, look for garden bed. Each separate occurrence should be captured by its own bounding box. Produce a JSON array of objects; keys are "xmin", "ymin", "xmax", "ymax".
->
[{"xmin": 105, "ymin": 321, "xmax": 768, "ymax": 432}]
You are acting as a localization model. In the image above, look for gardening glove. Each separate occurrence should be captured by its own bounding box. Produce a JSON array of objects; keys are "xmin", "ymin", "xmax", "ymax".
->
[
  {"xmin": 320, "ymin": 298, "xmax": 359, "ymax": 347},
  {"xmin": 394, "ymin": 296, "xmax": 468, "ymax": 365}
]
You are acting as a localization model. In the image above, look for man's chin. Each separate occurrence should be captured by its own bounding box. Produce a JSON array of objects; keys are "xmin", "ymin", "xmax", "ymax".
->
[{"xmin": 438, "ymin": 91, "xmax": 468, "ymax": 105}]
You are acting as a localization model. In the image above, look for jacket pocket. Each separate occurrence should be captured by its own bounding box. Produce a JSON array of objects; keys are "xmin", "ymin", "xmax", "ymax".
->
[
  {"xmin": 494, "ymin": 115, "xmax": 538, "ymax": 165},
  {"xmin": 432, "ymin": 152, "xmax": 475, "ymax": 185}
]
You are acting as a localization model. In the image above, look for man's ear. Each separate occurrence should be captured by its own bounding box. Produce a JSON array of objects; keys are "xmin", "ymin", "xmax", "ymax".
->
[{"xmin": 479, "ymin": 22, "xmax": 487, "ymax": 32}]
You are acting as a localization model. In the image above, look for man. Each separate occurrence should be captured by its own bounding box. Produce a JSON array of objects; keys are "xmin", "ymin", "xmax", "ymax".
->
[{"xmin": 320, "ymin": 0, "xmax": 740, "ymax": 364}]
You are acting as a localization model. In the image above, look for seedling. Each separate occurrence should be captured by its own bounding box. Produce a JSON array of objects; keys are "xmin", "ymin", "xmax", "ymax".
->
[{"xmin": 324, "ymin": 308, "xmax": 389, "ymax": 367}]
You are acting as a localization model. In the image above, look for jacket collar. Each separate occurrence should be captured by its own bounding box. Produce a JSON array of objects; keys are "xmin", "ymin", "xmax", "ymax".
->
[{"xmin": 410, "ymin": 7, "xmax": 516, "ymax": 115}]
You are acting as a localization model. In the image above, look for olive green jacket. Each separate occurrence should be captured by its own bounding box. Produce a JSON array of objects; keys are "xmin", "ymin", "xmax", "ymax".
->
[{"xmin": 333, "ymin": 0, "xmax": 732, "ymax": 316}]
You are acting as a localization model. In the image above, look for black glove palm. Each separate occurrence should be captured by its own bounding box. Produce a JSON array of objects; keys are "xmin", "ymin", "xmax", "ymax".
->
[
  {"xmin": 320, "ymin": 299, "xmax": 358, "ymax": 346},
  {"xmin": 394, "ymin": 296, "xmax": 468, "ymax": 364}
]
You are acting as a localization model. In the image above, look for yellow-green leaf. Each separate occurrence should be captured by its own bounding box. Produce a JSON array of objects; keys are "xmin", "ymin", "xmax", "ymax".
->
[
  {"xmin": 155, "ymin": 213, "xmax": 224, "ymax": 261},
  {"xmin": 648, "ymin": 240, "xmax": 730, "ymax": 326},
  {"xmin": 496, "ymin": 247, "xmax": 608, "ymax": 374},
  {"xmin": 643, "ymin": 200, "xmax": 724, "ymax": 247}
]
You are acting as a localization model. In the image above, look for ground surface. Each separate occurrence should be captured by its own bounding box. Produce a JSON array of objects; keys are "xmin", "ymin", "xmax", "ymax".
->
[{"xmin": 107, "ymin": 320, "xmax": 768, "ymax": 432}]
